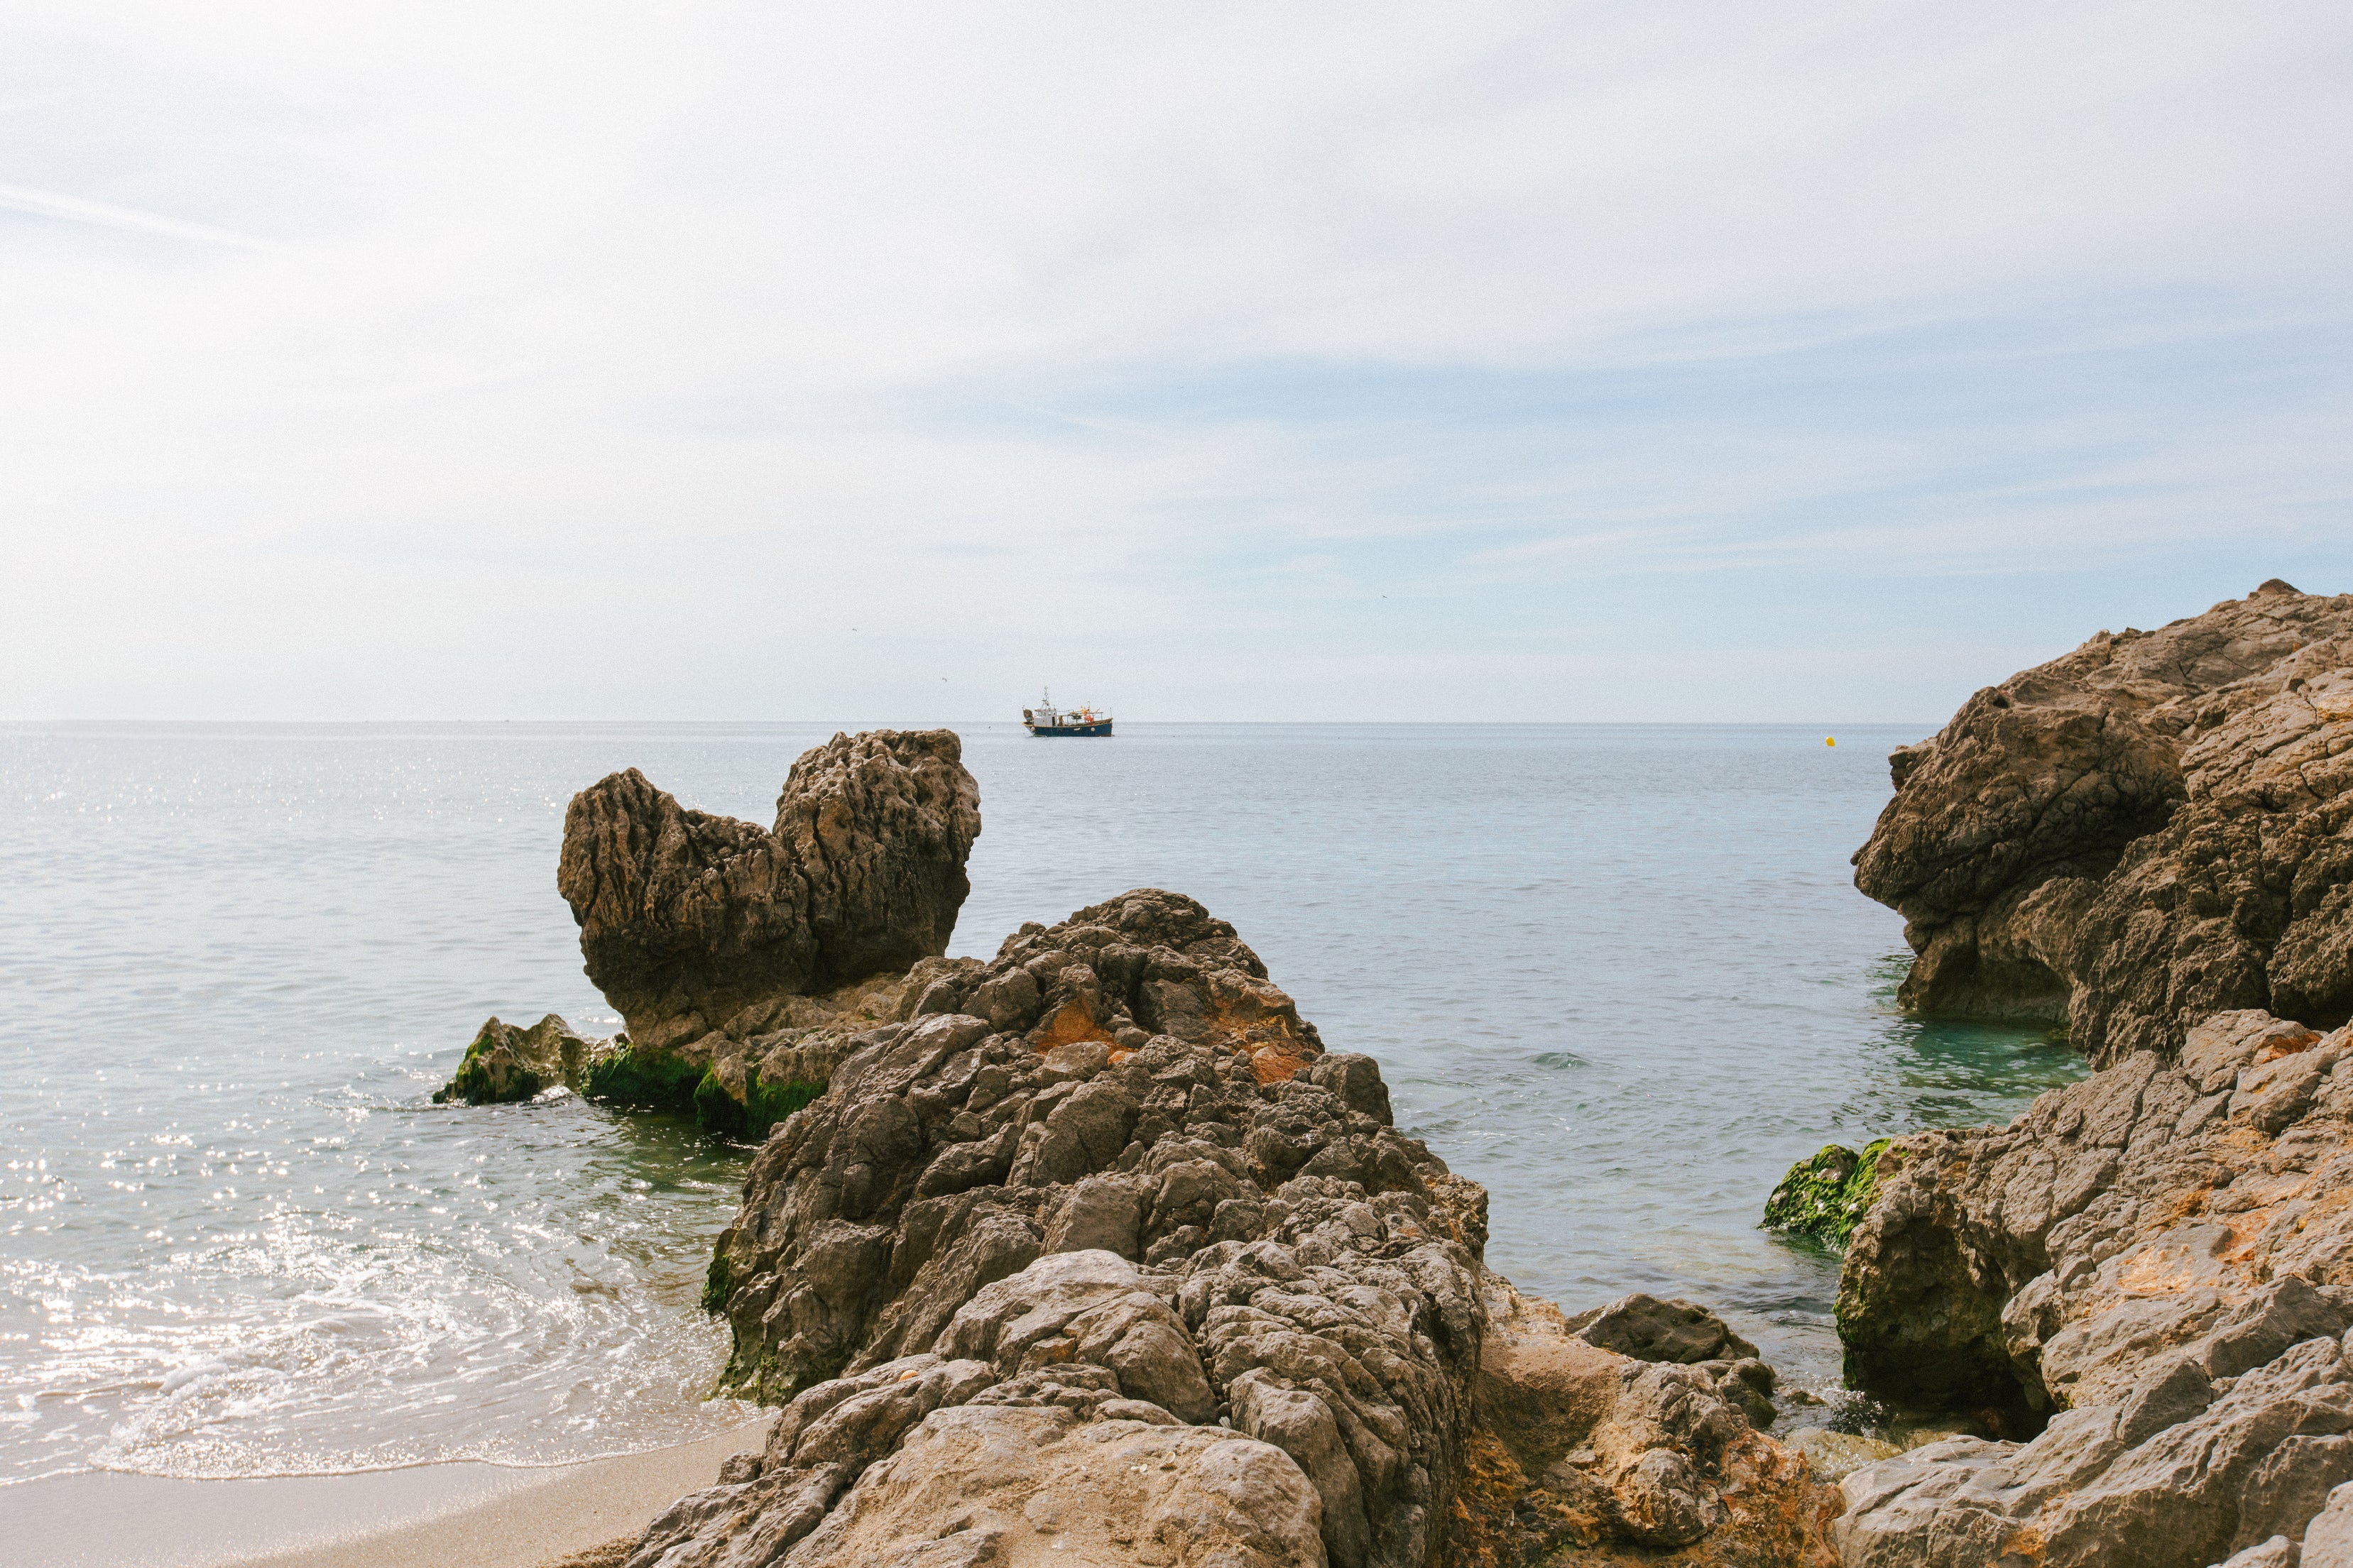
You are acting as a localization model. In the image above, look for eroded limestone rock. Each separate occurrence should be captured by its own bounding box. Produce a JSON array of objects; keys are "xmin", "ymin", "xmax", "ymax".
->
[
  {"xmin": 635, "ymin": 890, "xmax": 1832, "ymax": 1568},
  {"xmin": 557, "ymin": 729, "xmax": 980, "ymax": 1057},
  {"xmin": 1852, "ymin": 581, "xmax": 2353, "ymax": 1064},
  {"xmin": 1451, "ymin": 1281, "xmax": 1834, "ymax": 1565},
  {"xmin": 1833, "ymin": 1009, "xmax": 2353, "ymax": 1565}
]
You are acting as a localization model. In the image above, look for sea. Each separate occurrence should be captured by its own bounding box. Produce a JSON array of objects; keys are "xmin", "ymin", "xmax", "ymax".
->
[{"xmin": 0, "ymin": 720, "xmax": 2086, "ymax": 1491}]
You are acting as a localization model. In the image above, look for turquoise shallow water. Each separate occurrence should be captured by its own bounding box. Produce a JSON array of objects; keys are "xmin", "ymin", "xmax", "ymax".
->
[{"xmin": 0, "ymin": 720, "xmax": 2086, "ymax": 1486}]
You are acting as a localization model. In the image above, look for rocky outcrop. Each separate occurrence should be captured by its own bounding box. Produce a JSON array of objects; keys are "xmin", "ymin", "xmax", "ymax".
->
[
  {"xmin": 557, "ymin": 729, "xmax": 981, "ymax": 1058},
  {"xmin": 1832, "ymin": 1010, "xmax": 2353, "ymax": 1565},
  {"xmin": 696, "ymin": 888, "xmax": 1333, "ymax": 1399},
  {"xmin": 635, "ymin": 889, "xmax": 1833, "ymax": 1568},
  {"xmin": 432, "ymin": 1014, "xmax": 592, "ymax": 1104},
  {"xmin": 1852, "ymin": 581, "xmax": 2353, "ymax": 1065}
]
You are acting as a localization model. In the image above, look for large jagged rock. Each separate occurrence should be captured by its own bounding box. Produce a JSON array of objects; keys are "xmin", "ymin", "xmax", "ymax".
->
[
  {"xmin": 1852, "ymin": 581, "xmax": 2353, "ymax": 1065},
  {"xmin": 622, "ymin": 1344, "xmax": 1328, "ymax": 1568},
  {"xmin": 1833, "ymin": 1010, "xmax": 2353, "ymax": 1565},
  {"xmin": 638, "ymin": 890, "xmax": 1833, "ymax": 1568},
  {"xmin": 557, "ymin": 729, "xmax": 981, "ymax": 1057}
]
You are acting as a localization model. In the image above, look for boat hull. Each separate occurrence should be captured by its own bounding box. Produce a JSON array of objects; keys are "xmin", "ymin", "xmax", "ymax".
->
[{"xmin": 1025, "ymin": 720, "xmax": 1113, "ymax": 736}]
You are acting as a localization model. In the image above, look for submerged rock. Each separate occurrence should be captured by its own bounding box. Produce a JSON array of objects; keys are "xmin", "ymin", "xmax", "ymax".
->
[
  {"xmin": 1786, "ymin": 1429, "xmax": 1904, "ymax": 1485},
  {"xmin": 557, "ymin": 728, "xmax": 980, "ymax": 1056},
  {"xmin": 1832, "ymin": 1009, "xmax": 2353, "ymax": 1565},
  {"xmin": 633, "ymin": 889, "xmax": 1834, "ymax": 1568},
  {"xmin": 431, "ymin": 1014, "xmax": 591, "ymax": 1104},
  {"xmin": 1564, "ymin": 1292, "xmax": 1762, "ymax": 1368},
  {"xmin": 1764, "ymin": 1140, "xmax": 1891, "ymax": 1246},
  {"xmin": 429, "ymin": 965, "xmax": 951, "ymax": 1138},
  {"xmin": 1852, "ymin": 581, "xmax": 2353, "ymax": 1065}
]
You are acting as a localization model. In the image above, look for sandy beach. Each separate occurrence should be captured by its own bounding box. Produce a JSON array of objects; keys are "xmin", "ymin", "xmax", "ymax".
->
[{"xmin": 1, "ymin": 1421, "xmax": 769, "ymax": 1568}]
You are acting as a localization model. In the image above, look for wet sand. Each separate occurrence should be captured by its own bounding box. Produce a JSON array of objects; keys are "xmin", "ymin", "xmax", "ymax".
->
[{"xmin": 1, "ymin": 1420, "xmax": 769, "ymax": 1568}]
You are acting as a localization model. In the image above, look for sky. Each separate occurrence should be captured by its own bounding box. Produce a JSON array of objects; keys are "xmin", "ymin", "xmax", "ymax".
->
[{"xmin": 3, "ymin": 2, "xmax": 2349, "ymax": 723}]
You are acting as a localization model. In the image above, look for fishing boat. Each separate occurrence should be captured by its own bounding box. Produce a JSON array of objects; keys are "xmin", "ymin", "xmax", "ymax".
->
[{"xmin": 1022, "ymin": 689, "xmax": 1113, "ymax": 737}]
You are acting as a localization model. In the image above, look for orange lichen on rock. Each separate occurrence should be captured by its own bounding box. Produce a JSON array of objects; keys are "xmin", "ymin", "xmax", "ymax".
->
[
  {"xmin": 2256, "ymin": 1027, "xmax": 2325, "ymax": 1064},
  {"xmin": 1248, "ymin": 1043, "xmax": 1310, "ymax": 1084},
  {"xmin": 1030, "ymin": 999, "xmax": 1110, "ymax": 1053},
  {"xmin": 1669, "ymin": 1431, "xmax": 1842, "ymax": 1568},
  {"xmin": 1447, "ymin": 1425, "xmax": 1608, "ymax": 1567},
  {"xmin": 1204, "ymin": 982, "xmax": 1321, "ymax": 1082}
]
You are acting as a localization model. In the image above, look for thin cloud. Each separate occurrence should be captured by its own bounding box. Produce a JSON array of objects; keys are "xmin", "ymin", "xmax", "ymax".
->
[{"xmin": 0, "ymin": 181, "xmax": 268, "ymax": 248}]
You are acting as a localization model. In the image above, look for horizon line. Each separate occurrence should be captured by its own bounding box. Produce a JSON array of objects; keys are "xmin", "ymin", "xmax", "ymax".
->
[{"xmin": 0, "ymin": 716, "xmax": 1940, "ymax": 730}]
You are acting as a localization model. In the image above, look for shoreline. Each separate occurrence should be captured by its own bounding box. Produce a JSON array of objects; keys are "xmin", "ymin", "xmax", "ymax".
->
[{"xmin": 0, "ymin": 1421, "xmax": 770, "ymax": 1568}]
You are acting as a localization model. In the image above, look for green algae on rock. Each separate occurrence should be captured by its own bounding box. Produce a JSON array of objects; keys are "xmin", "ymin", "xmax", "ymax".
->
[
  {"xmin": 436, "ymin": 1022, "xmax": 829, "ymax": 1141},
  {"xmin": 579, "ymin": 1041, "xmax": 705, "ymax": 1113},
  {"xmin": 430, "ymin": 966, "xmax": 937, "ymax": 1138},
  {"xmin": 1832, "ymin": 1141, "xmax": 2026, "ymax": 1419},
  {"xmin": 692, "ymin": 1065, "xmax": 823, "ymax": 1142},
  {"xmin": 1761, "ymin": 1137, "xmax": 1889, "ymax": 1246},
  {"xmin": 430, "ymin": 1014, "xmax": 591, "ymax": 1104}
]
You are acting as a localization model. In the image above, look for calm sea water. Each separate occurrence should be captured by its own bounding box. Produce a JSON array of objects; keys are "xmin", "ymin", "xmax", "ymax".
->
[{"xmin": 0, "ymin": 721, "xmax": 2084, "ymax": 1488}]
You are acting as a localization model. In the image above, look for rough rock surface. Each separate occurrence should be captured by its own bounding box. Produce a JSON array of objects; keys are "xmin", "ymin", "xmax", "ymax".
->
[
  {"xmin": 432, "ymin": 1014, "xmax": 591, "ymax": 1104},
  {"xmin": 639, "ymin": 889, "xmax": 1833, "ymax": 1568},
  {"xmin": 1564, "ymin": 1293, "xmax": 1763, "ymax": 1371},
  {"xmin": 1852, "ymin": 581, "xmax": 2353, "ymax": 1065},
  {"xmin": 671, "ymin": 960, "xmax": 969, "ymax": 1141},
  {"xmin": 2306, "ymin": 1479, "xmax": 2353, "ymax": 1565},
  {"xmin": 1453, "ymin": 1281, "xmax": 1833, "ymax": 1567},
  {"xmin": 1833, "ymin": 1009, "xmax": 2353, "ymax": 1564},
  {"xmin": 557, "ymin": 729, "xmax": 981, "ymax": 1057},
  {"xmin": 623, "ymin": 1342, "xmax": 1325, "ymax": 1568}
]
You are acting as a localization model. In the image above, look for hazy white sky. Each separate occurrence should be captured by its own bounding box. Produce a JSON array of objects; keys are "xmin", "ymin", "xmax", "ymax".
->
[{"xmin": 4, "ymin": 2, "xmax": 2349, "ymax": 721}]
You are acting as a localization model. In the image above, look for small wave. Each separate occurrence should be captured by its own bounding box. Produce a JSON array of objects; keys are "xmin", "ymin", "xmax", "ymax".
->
[{"xmin": 157, "ymin": 1362, "xmax": 229, "ymax": 1395}]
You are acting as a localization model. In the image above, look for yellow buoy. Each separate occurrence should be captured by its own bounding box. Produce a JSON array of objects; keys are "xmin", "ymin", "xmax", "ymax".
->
[{"xmin": 1825, "ymin": 737, "xmax": 1836, "ymax": 747}]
